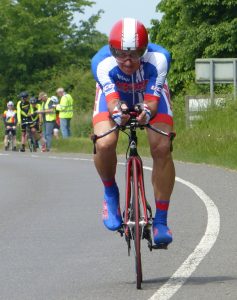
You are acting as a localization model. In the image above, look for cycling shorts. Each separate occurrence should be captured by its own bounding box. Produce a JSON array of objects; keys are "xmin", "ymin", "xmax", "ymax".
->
[
  {"xmin": 21, "ymin": 118, "xmax": 34, "ymax": 133},
  {"xmin": 92, "ymin": 83, "xmax": 173, "ymax": 127},
  {"xmin": 5, "ymin": 127, "xmax": 16, "ymax": 136}
]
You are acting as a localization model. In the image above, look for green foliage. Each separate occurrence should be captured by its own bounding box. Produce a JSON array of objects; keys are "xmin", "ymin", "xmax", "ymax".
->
[
  {"xmin": 150, "ymin": 0, "xmax": 237, "ymax": 95},
  {"xmin": 172, "ymin": 98, "xmax": 237, "ymax": 169},
  {"xmin": 0, "ymin": 0, "xmax": 106, "ymax": 99}
]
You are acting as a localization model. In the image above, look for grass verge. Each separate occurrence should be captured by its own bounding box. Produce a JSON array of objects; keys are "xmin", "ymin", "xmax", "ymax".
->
[{"xmin": 2, "ymin": 96, "xmax": 237, "ymax": 171}]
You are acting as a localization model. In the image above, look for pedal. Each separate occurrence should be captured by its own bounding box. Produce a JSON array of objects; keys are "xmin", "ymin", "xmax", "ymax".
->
[
  {"xmin": 117, "ymin": 227, "xmax": 124, "ymax": 237},
  {"xmin": 152, "ymin": 244, "xmax": 168, "ymax": 250}
]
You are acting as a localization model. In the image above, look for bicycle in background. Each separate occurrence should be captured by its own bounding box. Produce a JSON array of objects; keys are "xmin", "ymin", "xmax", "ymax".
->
[
  {"xmin": 5, "ymin": 127, "xmax": 17, "ymax": 151},
  {"xmin": 21, "ymin": 121, "xmax": 38, "ymax": 152}
]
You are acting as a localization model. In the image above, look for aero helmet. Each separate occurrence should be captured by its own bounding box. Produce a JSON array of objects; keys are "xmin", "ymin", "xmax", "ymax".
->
[
  {"xmin": 19, "ymin": 91, "xmax": 29, "ymax": 99},
  {"xmin": 109, "ymin": 18, "xmax": 148, "ymax": 58}
]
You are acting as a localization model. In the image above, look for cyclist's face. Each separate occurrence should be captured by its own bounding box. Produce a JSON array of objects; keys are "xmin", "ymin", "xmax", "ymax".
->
[
  {"xmin": 117, "ymin": 59, "xmax": 140, "ymax": 75},
  {"xmin": 115, "ymin": 50, "xmax": 141, "ymax": 75}
]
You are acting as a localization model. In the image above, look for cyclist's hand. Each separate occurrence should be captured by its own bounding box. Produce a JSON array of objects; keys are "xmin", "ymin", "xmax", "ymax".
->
[
  {"xmin": 136, "ymin": 103, "xmax": 151, "ymax": 125},
  {"xmin": 12, "ymin": 126, "xmax": 16, "ymax": 129},
  {"xmin": 112, "ymin": 103, "xmax": 130, "ymax": 126}
]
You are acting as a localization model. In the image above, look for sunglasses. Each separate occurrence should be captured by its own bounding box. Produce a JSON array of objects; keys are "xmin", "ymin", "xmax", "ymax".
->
[{"xmin": 110, "ymin": 48, "xmax": 146, "ymax": 62}]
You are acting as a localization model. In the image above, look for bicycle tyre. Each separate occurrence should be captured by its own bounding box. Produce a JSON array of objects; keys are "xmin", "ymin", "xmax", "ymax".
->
[
  {"xmin": 131, "ymin": 158, "xmax": 142, "ymax": 289},
  {"xmin": 28, "ymin": 138, "xmax": 34, "ymax": 152},
  {"xmin": 7, "ymin": 132, "xmax": 13, "ymax": 151}
]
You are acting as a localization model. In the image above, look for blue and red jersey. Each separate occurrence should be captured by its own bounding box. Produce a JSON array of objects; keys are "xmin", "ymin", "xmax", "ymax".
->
[{"xmin": 91, "ymin": 43, "xmax": 171, "ymax": 107}]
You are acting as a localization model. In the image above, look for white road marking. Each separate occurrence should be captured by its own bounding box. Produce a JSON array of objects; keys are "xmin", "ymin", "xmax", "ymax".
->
[
  {"xmin": 2, "ymin": 153, "xmax": 220, "ymax": 299},
  {"xmin": 0, "ymin": 153, "xmax": 9, "ymax": 156},
  {"xmin": 143, "ymin": 167, "xmax": 220, "ymax": 300}
]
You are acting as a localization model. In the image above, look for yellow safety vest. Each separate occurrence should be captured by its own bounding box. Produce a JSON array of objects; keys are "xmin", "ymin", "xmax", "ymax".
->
[{"xmin": 44, "ymin": 98, "xmax": 56, "ymax": 122}]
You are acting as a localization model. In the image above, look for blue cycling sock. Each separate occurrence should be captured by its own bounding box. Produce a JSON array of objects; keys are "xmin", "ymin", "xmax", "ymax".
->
[
  {"xmin": 154, "ymin": 200, "xmax": 170, "ymax": 225},
  {"xmin": 102, "ymin": 178, "xmax": 118, "ymax": 196},
  {"xmin": 153, "ymin": 200, "xmax": 172, "ymax": 245}
]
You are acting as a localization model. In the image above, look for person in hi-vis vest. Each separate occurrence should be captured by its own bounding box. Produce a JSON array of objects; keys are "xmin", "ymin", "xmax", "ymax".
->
[
  {"xmin": 56, "ymin": 87, "xmax": 74, "ymax": 138},
  {"xmin": 38, "ymin": 92, "xmax": 57, "ymax": 151}
]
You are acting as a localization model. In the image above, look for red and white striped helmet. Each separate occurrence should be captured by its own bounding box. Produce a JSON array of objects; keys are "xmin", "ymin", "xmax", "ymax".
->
[{"xmin": 109, "ymin": 18, "xmax": 148, "ymax": 52}]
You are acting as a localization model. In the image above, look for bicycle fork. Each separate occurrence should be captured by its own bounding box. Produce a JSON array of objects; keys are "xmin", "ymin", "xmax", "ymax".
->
[{"xmin": 123, "ymin": 156, "xmax": 153, "ymax": 254}]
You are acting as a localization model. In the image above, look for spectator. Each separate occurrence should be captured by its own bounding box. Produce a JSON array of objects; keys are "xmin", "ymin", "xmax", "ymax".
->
[
  {"xmin": 38, "ymin": 92, "xmax": 56, "ymax": 151},
  {"xmin": 56, "ymin": 87, "xmax": 74, "ymax": 138}
]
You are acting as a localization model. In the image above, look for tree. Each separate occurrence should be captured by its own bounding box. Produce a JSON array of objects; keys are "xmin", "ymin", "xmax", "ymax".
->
[
  {"xmin": 150, "ymin": 0, "xmax": 237, "ymax": 94},
  {"xmin": 0, "ymin": 0, "xmax": 106, "ymax": 98}
]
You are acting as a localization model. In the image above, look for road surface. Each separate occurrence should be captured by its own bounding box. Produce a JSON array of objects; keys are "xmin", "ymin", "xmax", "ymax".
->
[{"xmin": 0, "ymin": 152, "xmax": 236, "ymax": 300}]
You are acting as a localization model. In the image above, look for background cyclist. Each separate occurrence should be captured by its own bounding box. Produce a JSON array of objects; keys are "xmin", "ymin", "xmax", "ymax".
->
[
  {"xmin": 91, "ymin": 18, "xmax": 175, "ymax": 247},
  {"xmin": 17, "ymin": 91, "xmax": 33, "ymax": 152},
  {"xmin": 3, "ymin": 101, "xmax": 17, "ymax": 151},
  {"xmin": 29, "ymin": 96, "xmax": 47, "ymax": 152}
]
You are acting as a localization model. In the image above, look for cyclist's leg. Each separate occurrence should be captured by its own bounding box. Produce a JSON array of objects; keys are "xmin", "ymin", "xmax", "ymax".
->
[
  {"xmin": 4, "ymin": 128, "xmax": 8, "ymax": 147},
  {"xmin": 20, "ymin": 124, "xmax": 27, "ymax": 151},
  {"xmin": 146, "ymin": 83, "xmax": 175, "ymax": 245},
  {"xmin": 11, "ymin": 128, "xmax": 17, "ymax": 149},
  {"xmin": 93, "ymin": 85, "xmax": 122, "ymax": 231}
]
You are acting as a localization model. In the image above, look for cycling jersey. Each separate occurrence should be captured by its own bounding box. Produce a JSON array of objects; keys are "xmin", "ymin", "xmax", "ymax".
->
[
  {"xmin": 3, "ymin": 109, "xmax": 17, "ymax": 126},
  {"xmin": 91, "ymin": 43, "xmax": 173, "ymax": 126},
  {"xmin": 31, "ymin": 104, "xmax": 41, "ymax": 123},
  {"xmin": 17, "ymin": 100, "xmax": 34, "ymax": 132},
  {"xmin": 17, "ymin": 100, "xmax": 31, "ymax": 123}
]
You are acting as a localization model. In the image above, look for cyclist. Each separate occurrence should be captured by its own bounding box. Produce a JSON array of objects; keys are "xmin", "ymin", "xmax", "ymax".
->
[
  {"xmin": 3, "ymin": 101, "xmax": 17, "ymax": 151},
  {"xmin": 29, "ymin": 97, "xmax": 46, "ymax": 152},
  {"xmin": 91, "ymin": 18, "xmax": 174, "ymax": 246},
  {"xmin": 17, "ymin": 91, "xmax": 34, "ymax": 152}
]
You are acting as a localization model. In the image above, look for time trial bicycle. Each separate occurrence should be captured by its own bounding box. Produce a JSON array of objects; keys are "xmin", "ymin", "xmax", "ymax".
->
[{"xmin": 92, "ymin": 104, "xmax": 175, "ymax": 289}]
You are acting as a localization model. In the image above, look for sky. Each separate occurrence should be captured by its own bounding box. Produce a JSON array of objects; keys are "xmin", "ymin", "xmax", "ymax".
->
[{"xmin": 75, "ymin": 0, "xmax": 162, "ymax": 35}]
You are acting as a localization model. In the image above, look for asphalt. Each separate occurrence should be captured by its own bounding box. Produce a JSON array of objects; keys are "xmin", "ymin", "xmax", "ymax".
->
[{"xmin": 0, "ymin": 152, "xmax": 236, "ymax": 300}]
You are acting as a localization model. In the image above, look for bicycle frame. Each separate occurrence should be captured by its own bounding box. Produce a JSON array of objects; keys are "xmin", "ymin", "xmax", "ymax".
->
[
  {"xmin": 124, "ymin": 120, "xmax": 151, "ymax": 243},
  {"xmin": 22, "ymin": 121, "xmax": 37, "ymax": 152}
]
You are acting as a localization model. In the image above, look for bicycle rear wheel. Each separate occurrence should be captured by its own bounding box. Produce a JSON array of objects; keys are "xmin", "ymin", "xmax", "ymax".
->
[{"xmin": 131, "ymin": 158, "xmax": 142, "ymax": 289}]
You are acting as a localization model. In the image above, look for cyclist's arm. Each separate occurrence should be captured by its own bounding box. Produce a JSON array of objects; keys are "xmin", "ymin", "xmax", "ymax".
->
[
  {"xmin": 14, "ymin": 111, "xmax": 17, "ymax": 126},
  {"xmin": 16, "ymin": 101, "xmax": 22, "ymax": 125}
]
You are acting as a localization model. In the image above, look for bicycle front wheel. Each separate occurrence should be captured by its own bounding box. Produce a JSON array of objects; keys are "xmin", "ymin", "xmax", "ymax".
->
[
  {"xmin": 28, "ymin": 138, "xmax": 34, "ymax": 152},
  {"xmin": 131, "ymin": 158, "xmax": 142, "ymax": 289}
]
